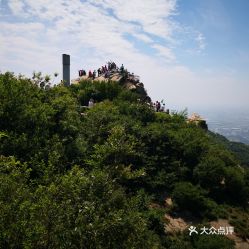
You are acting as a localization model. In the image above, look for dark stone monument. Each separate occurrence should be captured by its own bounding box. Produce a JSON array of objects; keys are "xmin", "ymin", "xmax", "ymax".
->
[{"xmin": 62, "ymin": 54, "xmax": 70, "ymax": 86}]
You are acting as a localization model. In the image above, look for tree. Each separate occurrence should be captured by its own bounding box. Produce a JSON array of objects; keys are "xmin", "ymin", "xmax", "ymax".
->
[
  {"xmin": 193, "ymin": 155, "xmax": 226, "ymax": 200},
  {"xmin": 224, "ymin": 167, "xmax": 249, "ymax": 205},
  {"xmin": 172, "ymin": 182, "xmax": 220, "ymax": 218}
]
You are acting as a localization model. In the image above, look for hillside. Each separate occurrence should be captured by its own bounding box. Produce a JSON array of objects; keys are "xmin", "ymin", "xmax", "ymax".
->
[
  {"xmin": 209, "ymin": 131, "xmax": 249, "ymax": 168},
  {"xmin": 0, "ymin": 72, "xmax": 249, "ymax": 249}
]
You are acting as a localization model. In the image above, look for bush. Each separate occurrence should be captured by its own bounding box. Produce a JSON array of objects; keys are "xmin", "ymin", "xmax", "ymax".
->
[
  {"xmin": 172, "ymin": 182, "xmax": 221, "ymax": 218},
  {"xmin": 193, "ymin": 235, "xmax": 235, "ymax": 249}
]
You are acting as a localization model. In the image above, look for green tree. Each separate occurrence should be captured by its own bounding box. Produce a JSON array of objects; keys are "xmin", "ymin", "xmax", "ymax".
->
[
  {"xmin": 224, "ymin": 167, "xmax": 249, "ymax": 205},
  {"xmin": 193, "ymin": 155, "xmax": 226, "ymax": 200},
  {"xmin": 172, "ymin": 182, "xmax": 220, "ymax": 218}
]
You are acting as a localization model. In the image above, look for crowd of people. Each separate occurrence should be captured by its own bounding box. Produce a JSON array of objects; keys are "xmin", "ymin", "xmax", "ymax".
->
[
  {"xmin": 78, "ymin": 61, "xmax": 119, "ymax": 80},
  {"xmin": 79, "ymin": 62, "xmax": 169, "ymax": 113},
  {"xmin": 78, "ymin": 69, "xmax": 87, "ymax": 77},
  {"xmin": 152, "ymin": 100, "xmax": 169, "ymax": 113},
  {"xmin": 78, "ymin": 62, "xmax": 142, "ymax": 86}
]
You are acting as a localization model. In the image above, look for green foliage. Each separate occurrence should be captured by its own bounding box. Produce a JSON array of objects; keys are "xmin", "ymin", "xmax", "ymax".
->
[
  {"xmin": 168, "ymin": 126, "xmax": 209, "ymax": 170},
  {"xmin": 0, "ymin": 132, "xmax": 8, "ymax": 139},
  {"xmin": 224, "ymin": 166, "xmax": 249, "ymax": 205},
  {"xmin": 0, "ymin": 73, "xmax": 81, "ymax": 174},
  {"xmin": 0, "ymin": 156, "xmax": 31, "ymax": 248},
  {"xmin": 193, "ymin": 155, "xmax": 226, "ymax": 201},
  {"xmin": 230, "ymin": 142, "xmax": 249, "ymax": 166},
  {"xmin": 193, "ymin": 235, "xmax": 235, "ymax": 249},
  {"xmin": 115, "ymin": 100, "xmax": 155, "ymax": 123},
  {"xmin": 0, "ymin": 73, "xmax": 249, "ymax": 247},
  {"xmin": 228, "ymin": 208, "xmax": 249, "ymax": 239},
  {"xmin": 70, "ymin": 80, "xmax": 123, "ymax": 106},
  {"xmin": 0, "ymin": 164, "xmax": 162, "ymax": 248},
  {"xmin": 172, "ymin": 182, "xmax": 223, "ymax": 219},
  {"xmin": 163, "ymin": 232, "xmax": 235, "ymax": 249},
  {"xmin": 87, "ymin": 125, "xmax": 145, "ymax": 181},
  {"xmin": 209, "ymin": 131, "xmax": 249, "ymax": 167}
]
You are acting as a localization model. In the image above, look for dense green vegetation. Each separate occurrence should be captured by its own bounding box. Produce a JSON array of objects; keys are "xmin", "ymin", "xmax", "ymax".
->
[
  {"xmin": 209, "ymin": 132, "xmax": 249, "ymax": 167},
  {"xmin": 0, "ymin": 72, "xmax": 249, "ymax": 248}
]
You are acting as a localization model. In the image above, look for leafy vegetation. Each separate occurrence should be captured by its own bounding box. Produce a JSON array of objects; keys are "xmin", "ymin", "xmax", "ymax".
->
[
  {"xmin": 209, "ymin": 132, "xmax": 249, "ymax": 167},
  {"xmin": 0, "ymin": 72, "xmax": 248, "ymax": 248}
]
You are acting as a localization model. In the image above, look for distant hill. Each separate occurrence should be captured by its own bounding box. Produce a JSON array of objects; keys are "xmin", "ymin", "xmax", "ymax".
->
[{"xmin": 209, "ymin": 131, "xmax": 249, "ymax": 167}]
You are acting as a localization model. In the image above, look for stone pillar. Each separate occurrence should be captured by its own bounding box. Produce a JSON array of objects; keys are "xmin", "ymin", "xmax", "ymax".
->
[{"xmin": 62, "ymin": 54, "xmax": 70, "ymax": 86}]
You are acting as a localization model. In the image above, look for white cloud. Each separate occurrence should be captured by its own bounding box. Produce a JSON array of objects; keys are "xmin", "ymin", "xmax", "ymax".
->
[
  {"xmin": 89, "ymin": 0, "xmax": 177, "ymax": 38},
  {"xmin": 0, "ymin": 22, "xmax": 45, "ymax": 37},
  {"xmin": 131, "ymin": 33, "xmax": 153, "ymax": 44},
  {"xmin": 3, "ymin": 0, "xmax": 237, "ymax": 110},
  {"xmin": 196, "ymin": 32, "xmax": 206, "ymax": 51},
  {"xmin": 3, "ymin": 0, "xmax": 179, "ymax": 76},
  {"xmin": 152, "ymin": 44, "xmax": 175, "ymax": 61},
  {"xmin": 7, "ymin": 0, "xmax": 26, "ymax": 16}
]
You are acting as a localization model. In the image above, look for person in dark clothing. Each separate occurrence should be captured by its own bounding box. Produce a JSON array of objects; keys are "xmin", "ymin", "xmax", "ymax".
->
[
  {"xmin": 89, "ymin": 70, "xmax": 92, "ymax": 78},
  {"xmin": 97, "ymin": 68, "xmax": 101, "ymax": 77},
  {"xmin": 120, "ymin": 64, "xmax": 124, "ymax": 73},
  {"xmin": 156, "ymin": 101, "xmax": 161, "ymax": 112},
  {"xmin": 93, "ymin": 70, "xmax": 96, "ymax": 80}
]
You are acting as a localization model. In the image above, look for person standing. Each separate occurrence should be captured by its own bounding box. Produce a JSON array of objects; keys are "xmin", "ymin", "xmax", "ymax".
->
[
  {"xmin": 89, "ymin": 70, "xmax": 93, "ymax": 78},
  {"xmin": 156, "ymin": 101, "xmax": 161, "ymax": 112},
  {"xmin": 88, "ymin": 98, "xmax": 94, "ymax": 108}
]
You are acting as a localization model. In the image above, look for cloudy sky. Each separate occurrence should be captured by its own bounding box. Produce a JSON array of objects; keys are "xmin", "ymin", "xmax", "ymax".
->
[{"xmin": 1, "ymin": 0, "xmax": 249, "ymax": 111}]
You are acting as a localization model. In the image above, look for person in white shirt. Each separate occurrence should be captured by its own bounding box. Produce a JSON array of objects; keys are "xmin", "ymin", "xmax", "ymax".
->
[{"xmin": 88, "ymin": 98, "xmax": 94, "ymax": 108}]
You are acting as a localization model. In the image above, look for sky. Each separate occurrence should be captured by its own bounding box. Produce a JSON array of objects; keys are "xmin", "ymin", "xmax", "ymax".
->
[{"xmin": 0, "ymin": 0, "xmax": 249, "ymax": 112}]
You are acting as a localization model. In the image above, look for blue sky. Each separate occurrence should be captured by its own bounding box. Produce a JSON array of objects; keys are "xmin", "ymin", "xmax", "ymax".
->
[
  {"xmin": 175, "ymin": 0, "xmax": 249, "ymax": 73},
  {"xmin": 0, "ymin": 0, "xmax": 249, "ymax": 111}
]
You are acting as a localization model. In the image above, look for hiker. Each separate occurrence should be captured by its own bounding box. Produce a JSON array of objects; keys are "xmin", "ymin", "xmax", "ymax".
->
[
  {"xmin": 161, "ymin": 103, "xmax": 165, "ymax": 112},
  {"xmin": 120, "ymin": 64, "xmax": 124, "ymax": 73},
  {"xmin": 93, "ymin": 70, "xmax": 96, "ymax": 80},
  {"xmin": 88, "ymin": 98, "xmax": 94, "ymax": 108},
  {"xmin": 79, "ymin": 70, "xmax": 85, "ymax": 77},
  {"xmin": 156, "ymin": 101, "xmax": 161, "ymax": 112},
  {"xmin": 88, "ymin": 70, "xmax": 92, "ymax": 78},
  {"xmin": 97, "ymin": 68, "xmax": 101, "ymax": 77},
  {"xmin": 105, "ymin": 71, "xmax": 110, "ymax": 78},
  {"xmin": 153, "ymin": 102, "xmax": 157, "ymax": 111}
]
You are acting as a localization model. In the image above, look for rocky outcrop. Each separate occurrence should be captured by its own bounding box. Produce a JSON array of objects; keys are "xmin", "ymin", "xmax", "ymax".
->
[{"xmin": 72, "ymin": 67, "xmax": 151, "ymax": 102}]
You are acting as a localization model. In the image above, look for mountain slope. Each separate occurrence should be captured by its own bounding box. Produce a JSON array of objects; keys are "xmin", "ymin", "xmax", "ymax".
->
[
  {"xmin": 209, "ymin": 131, "xmax": 249, "ymax": 167},
  {"xmin": 0, "ymin": 72, "xmax": 248, "ymax": 248}
]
